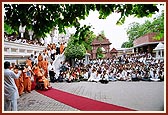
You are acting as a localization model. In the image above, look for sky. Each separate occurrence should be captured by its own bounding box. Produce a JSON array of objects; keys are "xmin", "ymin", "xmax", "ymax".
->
[{"xmin": 68, "ymin": 4, "xmax": 165, "ymax": 49}]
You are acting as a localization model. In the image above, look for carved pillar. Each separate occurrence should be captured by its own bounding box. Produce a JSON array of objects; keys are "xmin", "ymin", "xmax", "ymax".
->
[
  {"xmin": 92, "ymin": 47, "xmax": 97, "ymax": 59},
  {"xmin": 50, "ymin": 27, "xmax": 56, "ymax": 43},
  {"xmin": 19, "ymin": 24, "xmax": 26, "ymax": 38},
  {"xmin": 28, "ymin": 30, "xmax": 34, "ymax": 40}
]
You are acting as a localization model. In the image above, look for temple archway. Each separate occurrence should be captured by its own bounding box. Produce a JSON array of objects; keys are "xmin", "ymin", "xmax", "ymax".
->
[
  {"xmin": 96, "ymin": 47, "xmax": 106, "ymax": 59},
  {"xmin": 91, "ymin": 34, "xmax": 111, "ymax": 59}
]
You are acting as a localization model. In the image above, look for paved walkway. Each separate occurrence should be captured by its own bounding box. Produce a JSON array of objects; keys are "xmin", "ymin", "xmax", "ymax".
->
[{"xmin": 17, "ymin": 81, "xmax": 165, "ymax": 112}]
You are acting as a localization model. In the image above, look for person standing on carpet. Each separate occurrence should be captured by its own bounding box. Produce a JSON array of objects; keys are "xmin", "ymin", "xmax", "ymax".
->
[
  {"xmin": 23, "ymin": 65, "xmax": 32, "ymax": 93},
  {"xmin": 4, "ymin": 61, "xmax": 22, "ymax": 111}
]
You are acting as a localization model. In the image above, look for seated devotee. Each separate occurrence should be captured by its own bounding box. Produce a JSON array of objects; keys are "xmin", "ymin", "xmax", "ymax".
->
[
  {"xmin": 71, "ymin": 68, "xmax": 80, "ymax": 82},
  {"xmin": 99, "ymin": 70, "xmax": 109, "ymax": 84},
  {"xmin": 141, "ymin": 71, "xmax": 150, "ymax": 81},
  {"xmin": 150, "ymin": 69, "xmax": 160, "ymax": 82},
  {"xmin": 131, "ymin": 70, "xmax": 140, "ymax": 81},
  {"xmin": 82, "ymin": 69, "xmax": 89, "ymax": 81},
  {"xmin": 119, "ymin": 69, "xmax": 128, "ymax": 81},
  {"xmin": 88, "ymin": 68, "xmax": 97, "ymax": 82},
  {"xmin": 125, "ymin": 72, "xmax": 132, "ymax": 82},
  {"xmin": 65, "ymin": 69, "xmax": 74, "ymax": 83},
  {"xmin": 60, "ymin": 61, "xmax": 69, "ymax": 73},
  {"xmin": 32, "ymin": 64, "xmax": 51, "ymax": 90},
  {"xmin": 56, "ymin": 71, "xmax": 65, "ymax": 82},
  {"xmin": 108, "ymin": 70, "xmax": 117, "ymax": 81},
  {"xmin": 37, "ymin": 69, "xmax": 51, "ymax": 90},
  {"xmin": 158, "ymin": 70, "xmax": 164, "ymax": 81},
  {"xmin": 94, "ymin": 69, "xmax": 101, "ymax": 82}
]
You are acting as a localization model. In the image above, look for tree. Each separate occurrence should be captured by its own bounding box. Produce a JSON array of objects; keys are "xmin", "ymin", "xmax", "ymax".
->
[
  {"xmin": 4, "ymin": 4, "xmax": 160, "ymax": 39},
  {"xmin": 150, "ymin": 11, "xmax": 164, "ymax": 39},
  {"xmin": 4, "ymin": 22, "xmax": 16, "ymax": 35},
  {"xmin": 121, "ymin": 41, "xmax": 133, "ymax": 48},
  {"xmin": 64, "ymin": 38, "xmax": 86, "ymax": 59},
  {"xmin": 96, "ymin": 47, "xmax": 104, "ymax": 59},
  {"xmin": 64, "ymin": 34, "xmax": 86, "ymax": 66},
  {"xmin": 64, "ymin": 24, "xmax": 96, "ymax": 59},
  {"xmin": 122, "ymin": 11, "xmax": 164, "ymax": 48}
]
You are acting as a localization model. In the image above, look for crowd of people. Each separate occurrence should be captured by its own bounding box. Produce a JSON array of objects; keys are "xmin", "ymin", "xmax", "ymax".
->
[
  {"xmin": 4, "ymin": 42, "xmax": 66, "ymax": 111},
  {"xmin": 4, "ymin": 41, "xmax": 164, "ymax": 111},
  {"xmin": 50, "ymin": 52, "xmax": 164, "ymax": 84},
  {"xmin": 4, "ymin": 32, "xmax": 45, "ymax": 46}
]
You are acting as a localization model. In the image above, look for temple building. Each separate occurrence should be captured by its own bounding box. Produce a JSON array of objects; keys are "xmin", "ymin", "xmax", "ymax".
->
[{"xmin": 133, "ymin": 32, "xmax": 164, "ymax": 55}]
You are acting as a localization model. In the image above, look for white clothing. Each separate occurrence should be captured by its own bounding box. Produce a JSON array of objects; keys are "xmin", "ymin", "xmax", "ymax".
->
[
  {"xmin": 94, "ymin": 74, "xmax": 101, "ymax": 82},
  {"xmin": 51, "ymin": 49, "xmax": 56, "ymax": 54},
  {"xmin": 100, "ymin": 73, "xmax": 109, "ymax": 81},
  {"xmin": 4, "ymin": 69, "xmax": 21, "ymax": 111},
  {"xmin": 83, "ymin": 72, "xmax": 89, "ymax": 79},
  {"xmin": 4, "ymin": 69, "xmax": 21, "ymax": 100},
  {"xmin": 4, "ymin": 99, "xmax": 17, "ymax": 111},
  {"xmin": 88, "ymin": 72, "xmax": 96, "ymax": 81},
  {"xmin": 48, "ymin": 63, "xmax": 56, "ymax": 72}
]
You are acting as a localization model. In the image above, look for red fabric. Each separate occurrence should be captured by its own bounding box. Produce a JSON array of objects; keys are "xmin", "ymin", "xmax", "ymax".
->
[
  {"xmin": 31, "ymin": 81, "xmax": 36, "ymax": 90},
  {"xmin": 37, "ymin": 88, "xmax": 135, "ymax": 111}
]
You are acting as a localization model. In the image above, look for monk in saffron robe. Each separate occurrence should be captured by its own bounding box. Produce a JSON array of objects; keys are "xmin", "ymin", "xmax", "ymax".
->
[
  {"xmin": 26, "ymin": 57, "xmax": 32, "ymax": 67},
  {"xmin": 12, "ymin": 65, "xmax": 24, "ymax": 96},
  {"xmin": 60, "ymin": 43, "xmax": 65, "ymax": 54},
  {"xmin": 37, "ymin": 68, "xmax": 51, "ymax": 90},
  {"xmin": 38, "ymin": 53, "xmax": 43, "ymax": 68},
  {"xmin": 14, "ymin": 72, "xmax": 24, "ymax": 96},
  {"xmin": 32, "ymin": 64, "xmax": 40, "ymax": 84},
  {"xmin": 41, "ymin": 58, "xmax": 48, "ymax": 78},
  {"xmin": 23, "ymin": 65, "xmax": 32, "ymax": 93},
  {"xmin": 32, "ymin": 64, "xmax": 51, "ymax": 90}
]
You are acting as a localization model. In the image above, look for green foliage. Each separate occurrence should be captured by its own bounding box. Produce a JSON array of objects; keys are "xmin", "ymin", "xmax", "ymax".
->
[
  {"xmin": 4, "ymin": 4, "xmax": 160, "ymax": 40},
  {"xmin": 74, "ymin": 25, "xmax": 96, "ymax": 51},
  {"xmin": 116, "ymin": 4, "xmax": 159, "ymax": 25},
  {"xmin": 96, "ymin": 47, "xmax": 104, "ymax": 59},
  {"xmin": 64, "ymin": 24, "xmax": 96, "ymax": 59},
  {"xmin": 122, "ymin": 10, "xmax": 164, "ymax": 48},
  {"xmin": 64, "ymin": 35, "xmax": 86, "ymax": 59},
  {"xmin": 97, "ymin": 35, "xmax": 104, "ymax": 41},
  {"xmin": 4, "ymin": 22, "xmax": 17, "ymax": 34},
  {"xmin": 121, "ymin": 41, "xmax": 133, "ymax": 48},
  {"xmin": 151, "ymin": 11, "xmax": 164, "ymax": 40}
]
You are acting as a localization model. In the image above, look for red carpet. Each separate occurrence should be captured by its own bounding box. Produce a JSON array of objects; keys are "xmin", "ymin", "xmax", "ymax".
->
[
  {"xmin": 31, "ymin": 81, "xmax": 36, "ymax": 90},
  {"xmin": 37, "ymin": 88, "xmax": 135, "ymax": 111}
]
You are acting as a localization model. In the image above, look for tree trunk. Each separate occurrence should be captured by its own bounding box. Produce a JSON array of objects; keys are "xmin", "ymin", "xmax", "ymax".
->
[{"xmin": 71, "ymin": 58, "xmax": 75, "ymax": 67}]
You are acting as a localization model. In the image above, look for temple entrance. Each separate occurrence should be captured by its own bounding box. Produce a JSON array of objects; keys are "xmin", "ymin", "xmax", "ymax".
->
[
  {"xmin": 96, "ymin": 47, "xmax": 105, "ymax": 59},
  {"xmin": 91, "ymin": 34, "xmax": 111, "ymax": 59}
]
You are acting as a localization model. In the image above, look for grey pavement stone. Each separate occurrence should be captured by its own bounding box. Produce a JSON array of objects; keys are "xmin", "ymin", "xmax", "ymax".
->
[{"xmin": 17, "ymin": 81, "xmax": 165, "ymax": 112}]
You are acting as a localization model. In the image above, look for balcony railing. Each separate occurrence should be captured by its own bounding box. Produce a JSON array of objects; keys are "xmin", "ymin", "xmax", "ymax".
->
[{"xmin": 4, "ymin": 41, "xmax": 46, "ymax": 59}]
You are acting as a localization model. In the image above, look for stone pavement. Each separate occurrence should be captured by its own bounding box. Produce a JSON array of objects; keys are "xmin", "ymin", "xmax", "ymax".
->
[{"xmin": 17, "ymin": 81, "xmax": 165, "ymax": 112}]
